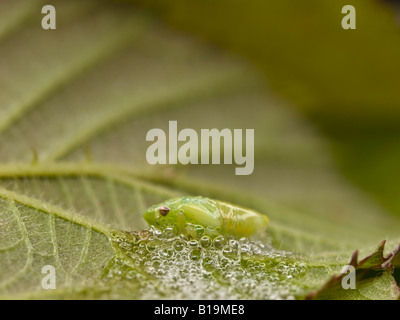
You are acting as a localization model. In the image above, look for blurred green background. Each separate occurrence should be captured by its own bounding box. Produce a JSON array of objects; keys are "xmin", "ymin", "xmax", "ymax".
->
[{"xmin": 128, "ymin": 0, "xmax": 400, "ymax": 217}]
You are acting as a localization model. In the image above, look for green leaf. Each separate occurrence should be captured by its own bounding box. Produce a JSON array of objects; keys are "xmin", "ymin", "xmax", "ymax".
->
[
  {"xmin": 127, "ymin": 0, "xmax": 400, "ymax": 236},
  {"xmin": 0, "ymin": 0, "xmax": 399, "ymax": 299},
  {"xmin": 307, "ymin": 241, "xmax": 400, "ymax": 300}
]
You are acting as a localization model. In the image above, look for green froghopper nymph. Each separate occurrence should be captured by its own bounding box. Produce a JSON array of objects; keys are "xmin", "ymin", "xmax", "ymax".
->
[{"xmin": 143, "ymin": 196, "xmax": 269, "ymax": 237}]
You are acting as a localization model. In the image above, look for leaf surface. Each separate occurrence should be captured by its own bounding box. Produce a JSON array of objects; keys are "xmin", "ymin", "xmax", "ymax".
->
[{"xmin": 0, "ymin": 0, "xmax": 399, "ymax": 299}]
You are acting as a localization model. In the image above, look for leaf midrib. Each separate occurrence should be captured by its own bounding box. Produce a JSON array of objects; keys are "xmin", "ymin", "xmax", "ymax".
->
[{"xmin": 0, "ymin": 162, "xmax": 372, "ymax": 252}]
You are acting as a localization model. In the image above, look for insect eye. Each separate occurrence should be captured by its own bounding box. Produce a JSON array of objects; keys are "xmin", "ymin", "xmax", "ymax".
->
[{"xmin": 158, "ymin": 206, "xmax": 170, "ymax": 217}]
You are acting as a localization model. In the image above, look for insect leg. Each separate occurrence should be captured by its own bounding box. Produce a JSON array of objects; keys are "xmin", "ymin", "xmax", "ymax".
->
[{"xmin": 177, "ymin": 210, "xmax": 187, "ymax": 232}]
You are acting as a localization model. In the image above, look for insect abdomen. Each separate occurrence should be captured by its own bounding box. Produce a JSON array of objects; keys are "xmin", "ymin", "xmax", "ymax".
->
[{"xmin": 217, "ymin": 201, "xmax": 269, "ymax": 237}]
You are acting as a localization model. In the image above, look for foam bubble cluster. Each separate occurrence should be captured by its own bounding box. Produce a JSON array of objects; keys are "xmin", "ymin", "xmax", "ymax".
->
[{"xmin": 106, "ymin": 224, "xmax": 307, "ymax": 299}]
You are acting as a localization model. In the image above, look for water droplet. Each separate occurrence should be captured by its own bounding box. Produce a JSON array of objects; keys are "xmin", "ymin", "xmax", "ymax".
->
[
  {"xmin": 145, "ymin": 241, "xmax": 157, "ymax": 252},
  {"xmin": 163, "ymin": 227, "xmax": 176, "ymax": 239},
  {"xmin": 202, "ymin": 257, "xmax": 216, "ymax": 272},
  {"xmin": 152, "ymin": 228, "xmax": 163, "ymax": 238},
  {"xmin": 119, "ymin": 241, "xmax": 132, "ymax": 251},
  {"xmin": 213, "ymin": 235, "xmax": 226, "ymax": 249},
  {"xmin": 222, "ymin": 245, "xmax": 238, "ymax": 259},
  {"xmin": 188, "ymin": 239, "xmax": 198, "ymax": 247},
  {"xmin": 189, "ymin": 249, "xmax": 202, "ymax": 261},
  {"xmin": 152, "ymin": 259, "xmax": 162, "ymax": 269},
  {"xmin": 159, "ymin": 247, "xmax": 174, "ymax": 258},
  {"xmin": 114, "ymin": 236, "xmax": 123, "ymax": 243},
  {"xmin": 200, "ymin": 235, "xmax": 212, "ymax": 248},
  {"xmin": 229, "ymin": 239, "xmax": 239, "ymax": 249},
  {"xmin": 205, "ymin": 226, "xmax": 219, "ymax": 237},
  {"xmin": 173, "ymin": 240, "xmax": 185, "ymax": 252},
  {"xmin": 194, "ymin": 225, "xmax": 205, "ymax": 237}
]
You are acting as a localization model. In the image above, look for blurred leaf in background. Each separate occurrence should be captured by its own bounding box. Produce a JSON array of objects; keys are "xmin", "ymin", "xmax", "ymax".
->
[{"xmin": 128, "ymin": 0, "xmax": 400, "ymax": 218}]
